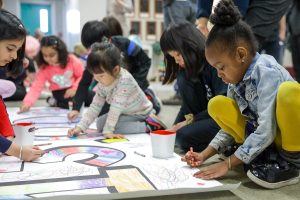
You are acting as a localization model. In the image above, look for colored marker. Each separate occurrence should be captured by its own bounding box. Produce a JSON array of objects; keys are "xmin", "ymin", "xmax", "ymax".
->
[
  {"xmin": 134, "ymin": 151, "xmax": 146, "ymax": 157},
  {"xmin": 190, "ymin": 147, "xmax": 195, "ymax": 166}
]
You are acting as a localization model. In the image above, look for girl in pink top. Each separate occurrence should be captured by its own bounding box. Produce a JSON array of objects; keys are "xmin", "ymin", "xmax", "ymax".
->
[{"xmin": 20, "ymin": 36, "xmax": 84, "ymax": 112}]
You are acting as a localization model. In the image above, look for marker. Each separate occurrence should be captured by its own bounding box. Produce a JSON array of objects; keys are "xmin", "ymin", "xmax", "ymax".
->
[
  {"xmin": 35, "ymin": 143, "xmax": 52, "ymax": 146},
  {"xmin": 190, "ymin": 147, "xmax": 195, "ymax": 166},
  {"xmin": 134, "ymin": 151, "xmax": 146, "ymax": 157}
]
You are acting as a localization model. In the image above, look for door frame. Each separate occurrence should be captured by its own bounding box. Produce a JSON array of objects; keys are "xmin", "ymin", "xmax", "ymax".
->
[{"xmin": 20, "ymin": 0, "xmax": 56, "ymax": 36}]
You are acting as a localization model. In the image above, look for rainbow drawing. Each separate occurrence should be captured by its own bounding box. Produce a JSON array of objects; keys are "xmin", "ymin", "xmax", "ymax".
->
[{"xmin": 38, "ymin": 146, "xmax": 125, "ymax": 167}]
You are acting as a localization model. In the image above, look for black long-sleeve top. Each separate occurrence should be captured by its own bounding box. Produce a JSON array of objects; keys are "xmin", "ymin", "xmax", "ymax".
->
[{"xmin": 175, "ymin": 64, "xmax": 228, "ymax": 124}]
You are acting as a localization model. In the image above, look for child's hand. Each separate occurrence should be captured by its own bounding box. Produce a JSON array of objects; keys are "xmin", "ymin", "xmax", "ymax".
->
[
  {"xmin": 168, "ymin": 121, "xmax": 187, "ymax": 132},
  {"xmin": 193, "ymin": 161, "xmax": 229, "ymax": 180},
  {"xmin": 64, "ymin": 88, "xmax": 76, "ymax": 99},
  {"xmin": 5, "ymin": 143, "xmax": 44, "ymax": 162},
  {"xmin": 19, "ymin": 104, "xmax": 30, "ymax": 113},
  {"xmin": 67, "ymin": 110, "xmax": 80, "ymax": 121},
  {"xmin": 181, "ymin": 148, "xmax": 204, "ymax": 167},
  {"xmin": 103, "ymin": 133, "xmax": 125, "ymax": 139},
  {"xmin": 67, "ymin": 126, "xmax": 82, "ymax": 137},
  {"xmin": 21, "ymin": 146, "xmax": 44, "ymax": 161}
]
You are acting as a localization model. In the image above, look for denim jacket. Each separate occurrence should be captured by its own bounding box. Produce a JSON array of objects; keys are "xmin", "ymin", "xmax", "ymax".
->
[{"xmin": 209, "ymin": 53, "xmax": 295, "ymax": 164}]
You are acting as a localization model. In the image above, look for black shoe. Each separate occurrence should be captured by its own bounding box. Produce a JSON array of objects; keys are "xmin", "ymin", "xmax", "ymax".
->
[
  {"xmin": 247, "ymin": 162, "xmax": 299, "ymax": 189},
  {"xmin": 46, "ymin": 96, "xmax": 56, "ymax": 107},
  {"xmin": 145, "ymin": 114, "xmax": 167, "ymax": 133},
  {"xmin": 145, "ymin": 88, "xmax": 162, "ymax": 114}
]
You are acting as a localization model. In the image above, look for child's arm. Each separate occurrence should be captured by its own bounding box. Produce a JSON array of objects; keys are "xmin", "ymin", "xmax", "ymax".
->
[
  {"xmin": 0, "ymin": 98, "xmax": 14, "ymax": 138},
  {"xmin": 233, "ymin": 70, "xmax": 284, "ymax": 164},
  {"xmin": 209, "ymin": 129, "xmax": 236, "ymax": 154},
  {"xmin": 76, "ymin": 91, "xmax": 105, "ymax": 132},
  {"xmin": 21, "ymin": 70, "xmax": 47, "ymax": 109},
  {"xmin": 2, "ymin": 140, "xmax": 44, "ymax": 161},
  {"xmin": 0, "ymin": 136, "xmax": 12, "ymax": 153}
]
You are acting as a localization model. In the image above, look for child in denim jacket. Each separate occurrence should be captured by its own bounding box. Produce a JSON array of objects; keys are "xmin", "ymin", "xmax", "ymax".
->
[{"xmin": 182, "ymin": 0, "xmax": 300, "ymax": 189}]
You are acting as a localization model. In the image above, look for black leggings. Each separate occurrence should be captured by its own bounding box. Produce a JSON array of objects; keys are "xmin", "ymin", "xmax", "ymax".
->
[
  {"xmin": 176, "ymin": 117, "xmax": 220, "ymax": 152},
  {"xmin": 290, "ymin": 34, "xmax": 300, "ymax": 82},
  {"xmin": 53, "ymin": 88, "xmax": 99, "ymax": 110},
  {"xmin": 52, "ymin": 88, "xmax": 72, "ymax": 109}
]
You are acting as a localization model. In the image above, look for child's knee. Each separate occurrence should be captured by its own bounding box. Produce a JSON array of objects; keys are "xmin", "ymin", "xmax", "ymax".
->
[
  {"xmin": 277, "ymin": 82, "xmax": 300, "ymax": 105},
  {"xmin": 208, "ymin": 95, "xmax": 231, "ymax": 117}
]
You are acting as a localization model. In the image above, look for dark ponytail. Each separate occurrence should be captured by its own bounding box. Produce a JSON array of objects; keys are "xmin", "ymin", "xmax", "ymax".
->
[
  {"xmin": 210, "ymin": 0, "xmax": 241, "ymax": 26},
  {"xmin": 206, "ymin": 0, "xmax": 257, "ymax": 56}
]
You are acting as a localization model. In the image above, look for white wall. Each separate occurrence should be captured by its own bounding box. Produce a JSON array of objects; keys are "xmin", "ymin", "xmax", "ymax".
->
[
  {"xmin": 78, "ymin": 0, "xmax": 107, "ymax": 29},
  {"xmin": 2, "ymin": 0, "xmax": 20, "ymax": 16}
]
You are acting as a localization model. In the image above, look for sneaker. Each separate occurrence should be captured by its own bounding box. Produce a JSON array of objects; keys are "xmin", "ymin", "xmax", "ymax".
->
[
  {"xmin": 162, "ymin": 95, "xmax": 182, "ymax": 105},
  {"xmin": 144, "ymin": 88, "xmax": 162, "ymax": 114},
  {"xmin": 247, "ymin": 162, "xmax": 299, "ymax": 189},
  {"xmin": 145, "ymin": 114, "xmax": 167, "ymax": 133},
  {"xmin": 46, "ymin": 96, "xmax": 56, "ymax": 107}
]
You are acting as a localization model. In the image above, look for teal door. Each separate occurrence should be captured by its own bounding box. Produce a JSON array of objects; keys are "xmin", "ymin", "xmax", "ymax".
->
[{"xmin": 21, "ymin": 3, "xmax": 52, "ymax": 36}]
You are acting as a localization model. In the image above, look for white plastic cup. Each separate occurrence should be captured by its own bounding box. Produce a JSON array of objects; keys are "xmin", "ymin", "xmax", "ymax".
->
[
  {"xmin": 150, "ymin": 130, "xmax": 176, "ymax": 159},
  {"xmin": 13, "ymin": 122, "xmax": 36, "ymax": 146}
]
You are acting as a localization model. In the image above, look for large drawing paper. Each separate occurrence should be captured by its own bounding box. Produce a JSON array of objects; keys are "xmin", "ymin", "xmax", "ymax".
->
[{"xmin": 0, "ymin": 107, "xmax": 240, "ymax": 199}]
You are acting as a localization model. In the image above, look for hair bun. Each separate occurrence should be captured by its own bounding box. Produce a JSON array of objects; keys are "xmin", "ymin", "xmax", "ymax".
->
[{"xmin": 210, "ymin": 0, "xmax": 241, "ymax": 26}]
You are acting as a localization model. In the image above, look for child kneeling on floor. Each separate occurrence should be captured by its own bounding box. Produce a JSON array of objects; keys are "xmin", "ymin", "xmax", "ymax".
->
[
  {"xmin": 68, "ymin": 42, "xmax": 166, "ymax": 139},
  {"xmin": 182, "ymin": 0, "xmax": 300, "ymax": 189}
]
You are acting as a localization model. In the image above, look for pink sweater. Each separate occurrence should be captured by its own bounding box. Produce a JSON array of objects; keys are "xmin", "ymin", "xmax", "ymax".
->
[{"xmin": 23, "ymin": 54, "xmax": 84, "ymax": 107}]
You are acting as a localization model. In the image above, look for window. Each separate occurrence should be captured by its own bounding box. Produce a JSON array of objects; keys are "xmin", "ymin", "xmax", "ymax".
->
[
  {"xmin": 155, "ymin": 0, "xmax": 163, "ymax": 14},
  {"xmin": 140, "ymin": 0, "xmax": 149, "ymax": 13},
  {"xmin": 147, "ymin": 22, "xmax": 156, "ymax": 35},
  {"xmin": 131, "ymin": 21, "xmax": 140, "ymax": 34},
  {"xmin": 39, "ymin": 9, "xmax": 48, "ymax": 33}
]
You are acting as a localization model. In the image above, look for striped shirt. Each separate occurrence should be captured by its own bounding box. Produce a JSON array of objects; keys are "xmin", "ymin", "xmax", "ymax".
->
[{"xmin": 77, "ymin": 68, "xmax": 153, "ymax": 133}]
